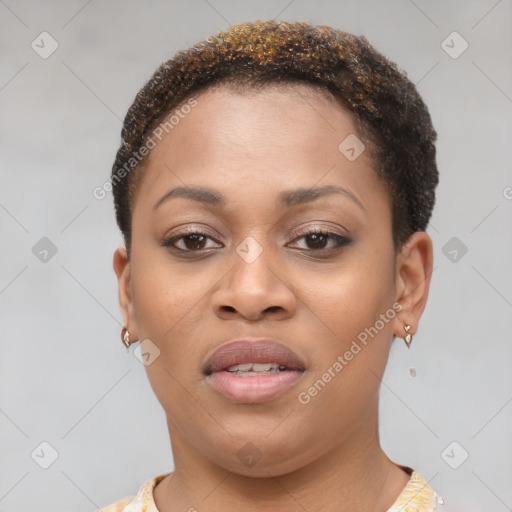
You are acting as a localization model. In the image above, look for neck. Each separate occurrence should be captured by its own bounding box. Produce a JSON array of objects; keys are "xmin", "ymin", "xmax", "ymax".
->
[{"xmin": 154, "ymin": 409, "xmax": 410, "ymax": 512}]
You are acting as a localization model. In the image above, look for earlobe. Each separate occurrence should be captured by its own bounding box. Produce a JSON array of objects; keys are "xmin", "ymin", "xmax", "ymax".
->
[
  {"xmin": 113, "ymin": 246, "xmax": 139, "ymax": 340},
  {"xmin": 393, "ymin": 232, "xmax": 433, "ymax": 339}
]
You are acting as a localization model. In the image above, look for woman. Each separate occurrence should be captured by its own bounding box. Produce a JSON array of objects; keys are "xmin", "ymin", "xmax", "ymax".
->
[{"xmin": 103, "ymin": 20, "xmax": 443, "ymax": 511}]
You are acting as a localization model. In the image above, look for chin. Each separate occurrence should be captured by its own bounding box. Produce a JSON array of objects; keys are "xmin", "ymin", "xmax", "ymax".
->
[
  {"xmin": 216, "ymin": 452, "xmax": 308, "ymax": 478},
  {"xmin": 203, "ymin": 433, "xmax": 321, "ymax": 478}
]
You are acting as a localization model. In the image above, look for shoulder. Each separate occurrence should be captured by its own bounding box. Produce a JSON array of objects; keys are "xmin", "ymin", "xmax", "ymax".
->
[
  {"xmin": 386, "ymin": 468, "xmax": 443, "ymax": 512},
  {"xmin": 100, "ymin": 472, "xmax": 172, "ymax": 512},
  {"xmin": 100, "ymin": 496, "xmax": 133, "ymax": 512}
]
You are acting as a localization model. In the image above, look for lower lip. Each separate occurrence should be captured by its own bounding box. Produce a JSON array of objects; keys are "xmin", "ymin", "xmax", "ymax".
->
[{"xmin": 207, "ymin": 370, "xmax": 304, "ymax": 404}]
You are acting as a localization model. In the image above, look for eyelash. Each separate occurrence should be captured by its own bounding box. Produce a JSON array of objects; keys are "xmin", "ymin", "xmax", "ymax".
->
[{"xmin": 160, "ymin": 226, "xmax": 352, "ymax": 255}]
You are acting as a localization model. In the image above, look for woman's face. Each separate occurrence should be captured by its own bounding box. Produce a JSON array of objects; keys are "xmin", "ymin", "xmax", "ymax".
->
[{"xmin": 114, "ymin": 83, "xmax": 431, "ymax": 476}]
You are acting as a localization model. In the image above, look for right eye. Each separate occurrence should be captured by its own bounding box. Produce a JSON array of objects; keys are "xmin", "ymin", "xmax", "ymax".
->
[{"xmin": 161, "ymin": 230, "xmax": 224, "ymax": 253}]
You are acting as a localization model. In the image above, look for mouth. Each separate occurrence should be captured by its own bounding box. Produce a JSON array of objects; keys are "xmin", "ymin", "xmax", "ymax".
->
[
  {"xmin": 204, "ymin": 338, "xmax": 306, "ymax": 404},
  {"xmin": 204, "ymin": 338, "xmax": 306, "ymax": 375}
]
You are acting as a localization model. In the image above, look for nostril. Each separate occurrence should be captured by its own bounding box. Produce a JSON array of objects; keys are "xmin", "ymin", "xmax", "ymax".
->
[{"xmin": 264, "ymin": 306, "xmax": 281, "ymax": 313}]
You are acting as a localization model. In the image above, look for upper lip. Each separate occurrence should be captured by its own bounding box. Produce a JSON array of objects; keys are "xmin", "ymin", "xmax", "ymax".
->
[{"xmin": 204, "ymin": 338, "xmax": 306, "ymax": 375}]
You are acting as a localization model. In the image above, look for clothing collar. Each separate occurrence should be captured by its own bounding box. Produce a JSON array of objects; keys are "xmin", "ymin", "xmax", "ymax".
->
[{"xmin": 115, "ymin": 468, "xmax": 441, "ymax": 511}]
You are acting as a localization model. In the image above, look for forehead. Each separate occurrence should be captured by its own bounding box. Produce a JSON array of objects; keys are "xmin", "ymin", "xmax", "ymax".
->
[
  {"xmin": 133, "ymin": 83, "xmax": 387, "ymax": 218},
  {"xmin": 175, "ymin": 82, "xmax": 359, "ymax": 155}
]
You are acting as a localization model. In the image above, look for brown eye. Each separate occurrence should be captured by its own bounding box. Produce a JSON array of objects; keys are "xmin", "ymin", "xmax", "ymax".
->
[
  {"xmin": 161, "ymin": 231, "xmax": 223, "ymax": 253},
  {"xmin": 303, "ymin": 233, "xmax": 329, "ymax": 250},
  {"xmin": 181, "ymin": 233, "xmax": 207, "ymax": 250},
  {"xmin": 288, "ymin": 228, "xmax": 352, "ymax": 253}
]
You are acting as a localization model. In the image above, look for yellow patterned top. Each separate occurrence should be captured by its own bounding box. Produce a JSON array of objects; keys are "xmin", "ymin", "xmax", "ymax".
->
[{"xmin": 100, "ymin": 468, "xmax": 443, "ymax": 512}]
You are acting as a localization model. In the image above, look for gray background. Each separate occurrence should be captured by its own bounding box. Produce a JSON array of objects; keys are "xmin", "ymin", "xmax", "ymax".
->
[{"xmin": 1, "ymin": 0, "xmax": 511, "ymax": 511}]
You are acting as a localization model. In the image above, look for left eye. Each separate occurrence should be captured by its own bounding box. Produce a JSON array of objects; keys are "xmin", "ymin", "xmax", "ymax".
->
[{"xmin": 288, "ymin": 230, "xmax": 351, "ymax": 251}]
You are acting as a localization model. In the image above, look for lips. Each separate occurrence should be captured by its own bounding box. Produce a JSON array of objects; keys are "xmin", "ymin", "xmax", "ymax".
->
[
  {"xmin": 204, "ymin": 338, "xmax": 306, "ymax": 404},
  {"xmin": 204, "ymin": 339, "xmax": 306, "ymax": 375}
]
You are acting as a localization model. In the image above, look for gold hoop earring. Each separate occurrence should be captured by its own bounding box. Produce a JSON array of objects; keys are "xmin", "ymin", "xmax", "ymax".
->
[
  {"xmin": 121, "ymin": 327, "xmax": 132, "ymax": 350},
  {"xmin": 404, "ymin": 325, "xmax": 412, "ymax": 349}
]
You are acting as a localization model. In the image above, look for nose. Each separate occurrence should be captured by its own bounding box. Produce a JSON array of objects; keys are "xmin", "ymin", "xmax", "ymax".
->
[{"xmin": 211, "ymin": 246, "xmax": 297, "ymax": 322}]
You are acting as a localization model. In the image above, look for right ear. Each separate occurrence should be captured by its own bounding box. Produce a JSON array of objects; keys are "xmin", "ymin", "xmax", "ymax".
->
[{"xmin": 113, "ymin": 246, "xmax": 139, "ymax": 341}]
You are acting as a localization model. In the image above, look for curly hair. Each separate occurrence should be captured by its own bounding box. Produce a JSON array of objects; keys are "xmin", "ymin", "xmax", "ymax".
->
[{"xmin": 111, "ymin": 20, "xmax": 438, "ymax": 254}]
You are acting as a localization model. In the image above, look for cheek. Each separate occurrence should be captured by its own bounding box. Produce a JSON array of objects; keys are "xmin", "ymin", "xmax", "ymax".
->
[
  {"xmin": 131, "ymin": 241, "xmax": 203, "ymax": 325},
  {"xmin": 130, "ymin": 250, "xmax": 211, "ymax": 370},
  {"xmin": 302, "ymin": 253, "xmax": 396, "ymax": 343},
  {"xmin": 130, "ymin": 260, "xmax": 209, "ymax": 415},
  {"xmin": 295, "ymin": 250, "xmax": 396, "ymax": 408}
]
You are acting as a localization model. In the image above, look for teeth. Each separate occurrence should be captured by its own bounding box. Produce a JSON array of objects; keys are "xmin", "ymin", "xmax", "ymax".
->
[
  {"xmin": 225, "ymin": 362, "xmax": 289, "ymax": 373},
  {"xmin": 227, "ymin": 363, "xmax": 254, "ymax": 372},
  {"xmin": 252, "ymin": 363, "xmax": 278, "ymax": 371}
]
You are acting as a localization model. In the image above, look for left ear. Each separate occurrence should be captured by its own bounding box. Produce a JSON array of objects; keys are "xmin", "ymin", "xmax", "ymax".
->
[{"xmin": 392, "ymin": 231, "xmax": 433, "ymax": 338}]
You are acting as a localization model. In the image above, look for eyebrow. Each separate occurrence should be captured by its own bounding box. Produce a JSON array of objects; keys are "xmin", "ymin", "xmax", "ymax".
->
[{"xmin": 153, "ymin": 184, "xmax": 366, "ymax": 212}]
